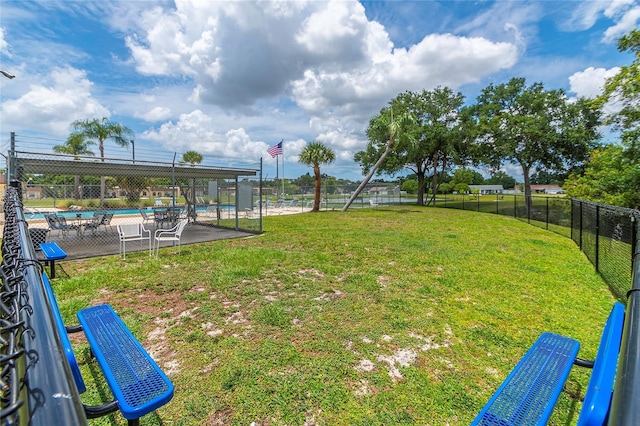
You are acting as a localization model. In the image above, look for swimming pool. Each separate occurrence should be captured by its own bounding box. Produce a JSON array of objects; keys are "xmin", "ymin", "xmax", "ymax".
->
[{"xmin": 24, "ymin": 205, "xmax": 234, "ymax": 220}]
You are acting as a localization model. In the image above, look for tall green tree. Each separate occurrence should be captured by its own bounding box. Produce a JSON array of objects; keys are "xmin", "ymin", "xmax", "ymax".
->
[
  {"xmin": 471, "ymin": 77, "xmax": 601, "ymax": 208},
  {"xmin": 353, "ymin": 88, "xmax": 467, "ymax": 207},
  {"xmin": 345, "ymin": 106, "xmax": 414, "ymax": 211},
  {"xmin": 450, "ymin": 168, "xmax": 484, "ymax": 186},
  {"xmin": 298, "ymin": 142, "xmax": 336, "ymax": 212},
  {"xmin": 596, "ymin": 29, "xmax": 640, "ymax": 156},
  {"xmin": 72, "ymin": 117, "xmax": 134, "ymax": 205},
  {"xmin": 485, "ymin": 171, "xmax": 516, "ymax": 189},
  {"xmin": 53, "ymin": 132, "xmax": 95, "ymax": 199},
  {"xmin": 564, "ymin": 145, "xmax": 640, "ymax": 209}
]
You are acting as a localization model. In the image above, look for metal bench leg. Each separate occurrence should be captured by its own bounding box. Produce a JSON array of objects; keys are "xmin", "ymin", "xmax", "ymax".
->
[{"xmin": 46, "ymin": 260, "xmax": 56, "ymax": 279}]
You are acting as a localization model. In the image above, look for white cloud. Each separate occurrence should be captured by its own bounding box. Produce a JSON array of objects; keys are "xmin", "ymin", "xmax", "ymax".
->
[
  {"xmin": 125, "ymin": 0, "xmax": 517, "ymax": 114},
  {"xmin": 566, "ymin": 1, "xmax": 609, "ymax": 30},
  {"xmin": 602, "ymin": 5, "xmax": 640, "ymax": 42},
  {"xmin": 136, "ymin": 106, "xmax": 172, "ymax": 122},
  {"xmin": 121, "ymin": 0, "xmax": 518, "ymax": 174},
  {"xmin": 568, "ymin": 66, "xmax": 620, "ymax": 99},
  {"xmin": 0, "ymin": 27, "xmax": 9, "ymax": 54},
  {"xmin": 567, "ymin": 0, "xmax": 639, "ymax": 43},
  {"xmin": 0, "ymin": 67, "xmax": 109, "ymax": 135},
  {"xmin": 142, "ymin": 109, "xmax": 272, "ymax": 160},
  {"xmin": 455, "ymin": 1, "xmax": 541, "ymax": 45},
  {"xmin": 290, "ymin": 32, "xmax": 517, "ymax": 119}
]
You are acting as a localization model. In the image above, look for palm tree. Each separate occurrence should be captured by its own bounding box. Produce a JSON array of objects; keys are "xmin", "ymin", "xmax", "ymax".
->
[
  {"xmin": 298, "ymin": 142, "xmax": 336, "ymax": 212},
  {"xmin": 181, "ymin": 150, "xmax": 203, "ymax": 219},
  {"xmin": 53, "ymin": 133, "xmax": 95, "ymax": 199},
  {"xmin": 342, "ymin": 110, "xmax": 414, "ymax": 211},
  {"xmin": 72, "ymin": 117, "xmax": 134, "ymax": 205},
  {"xmin": 182, "ymin": 150, "xmax": 203, "ymax": 166}
]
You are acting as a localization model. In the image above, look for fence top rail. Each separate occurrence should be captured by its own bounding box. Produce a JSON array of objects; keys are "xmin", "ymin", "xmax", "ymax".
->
[
  {"xmin": 13, "ymin": 151, "xmax": 259, "ymax": 179},
  {"xmin": 572, "ymin": 197, "xmax": 640, "ymax": 219}
]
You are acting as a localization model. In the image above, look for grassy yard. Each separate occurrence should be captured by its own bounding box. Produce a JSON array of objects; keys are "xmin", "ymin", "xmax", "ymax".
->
[{"xmin": 54, "ymin": 206, "xmax": 616, "ymax": 425}]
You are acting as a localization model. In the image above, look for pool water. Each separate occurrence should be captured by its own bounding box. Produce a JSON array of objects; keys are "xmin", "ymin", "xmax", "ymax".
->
[{"xmin": 25, "ymin": 205, "xmax": 233, "ymax": 220}]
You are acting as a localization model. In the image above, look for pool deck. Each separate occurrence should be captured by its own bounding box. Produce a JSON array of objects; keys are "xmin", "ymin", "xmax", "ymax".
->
[
  {"xmin": 2, "ymin": 204, "xmax": 315, "ymax": 261},
  {"xmin": 26, "ymin": 212, "xmax": 259, "ymax": 260},
  {"xmin": 60, "ymin": 221, "xmax": 257, "ymax": 259}
]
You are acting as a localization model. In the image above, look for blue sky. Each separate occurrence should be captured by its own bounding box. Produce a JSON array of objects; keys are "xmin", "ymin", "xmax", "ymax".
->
[{"xmin": 0, "ymin": 0, "xmax": 637, "ymax": 181}]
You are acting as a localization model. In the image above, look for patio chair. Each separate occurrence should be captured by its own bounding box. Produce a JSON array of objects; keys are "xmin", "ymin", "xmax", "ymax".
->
[
  {"xmin": 154, "ymin": 219, "xmax": 188, "ymax": 258},
  {"xmin": 83, "ymin": 213, "xmax": 105, "ymax": 236},
  {"xmin": 139, "ymin": 208, "xmax": 154, "ymax": 226},
  {"xmin": 99, "ymin": 212, "xmax": 114, "ymax": 233},
  {"xmin": 287, "ymin": 198, "xmax": 298, "ymax": 208},
  {"xmin": 117, "ymin": 223, "xmax": 151, "ymax": 259},
  {"xmin": 45, "ymin": 214, "xmax": 79, "ymax": 239},
  {"xmin": 167, "ymin": 206, "xmax": 182, "ymax": 226},
  {"xmin": 154, "ymin": 208, "xmax": 170, "ymax": 228},
  {"xmin": 369, "ymin": 199, "xmax": 379, "ymax": 208}
]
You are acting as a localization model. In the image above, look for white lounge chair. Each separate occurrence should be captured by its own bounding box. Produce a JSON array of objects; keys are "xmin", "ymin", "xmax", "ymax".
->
[
  {"xmin": 154, "ymin": 219, "xmax": 188, "ymax": 258},
  {"xmin": 117, "ymin": 223, "xmax": 151, "ymax": 259}
]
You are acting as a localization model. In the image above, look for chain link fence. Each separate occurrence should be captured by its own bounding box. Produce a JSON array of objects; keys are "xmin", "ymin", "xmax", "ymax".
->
[
  {"xmin": 1, "ymin": 186, "xmax": 87, "ymax": 424},
  {"xmin": 4, "ymin": 148, "xmax": 263, "ymax": 259},
  {"xmin": 426, "ymin": 192, "xmax": 638, "ymax": 301}
]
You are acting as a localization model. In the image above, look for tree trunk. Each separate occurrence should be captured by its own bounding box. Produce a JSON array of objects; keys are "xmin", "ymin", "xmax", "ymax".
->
[
  {"xmin": 429, "ymin": 156, "xmax": 446, "ymax": 207},
  {"xmin": 416, "ymin": 172, "xmax": 426, "ymax": 206},
  {"xmin": 312, "ymin": 165, "xmax": 321, "ymax": 212},
  {"xmin": 427, "ymin": 171, "xmax": 439, "ymax": 207},
  {"xmin": 99, "ymin": 142, "xmax": 105, "ymax": 206},
  {"xmin": 342, "ymin": 141, "xmax": 393, "ymax": 211},
  {"xmin": 73, "ymin": 175, "xmax": 80, "ymax": 199}
]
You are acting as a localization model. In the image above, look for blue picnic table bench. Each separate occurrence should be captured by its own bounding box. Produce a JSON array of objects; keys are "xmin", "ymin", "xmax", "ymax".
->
[
  {"xmin": 39, "ymin": 241, "xmax": 67, "ymax": 278},
  {"xmin": 472, "ymin": 302, "xmax": 625, "ymax": 425},
  {"xmin": 41, "ymin": 273, "xmax": 174, "ymax": 425}
]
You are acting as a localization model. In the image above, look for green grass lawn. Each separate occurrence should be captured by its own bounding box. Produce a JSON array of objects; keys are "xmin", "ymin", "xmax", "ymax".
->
[{"xmin": 54, "ymin": 206, "xmax": 616, "ymax": 425}]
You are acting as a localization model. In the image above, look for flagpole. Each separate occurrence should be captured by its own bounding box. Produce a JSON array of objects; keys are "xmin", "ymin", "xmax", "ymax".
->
[{"xmin": 281, "ymin": 140, "xmax": 285, "ymax": 198}]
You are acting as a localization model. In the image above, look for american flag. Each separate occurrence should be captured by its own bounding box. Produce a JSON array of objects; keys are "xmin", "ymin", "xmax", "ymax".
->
[{"xmin": 267, "ymin": 141, "xmax": 283, "ymax": 158}]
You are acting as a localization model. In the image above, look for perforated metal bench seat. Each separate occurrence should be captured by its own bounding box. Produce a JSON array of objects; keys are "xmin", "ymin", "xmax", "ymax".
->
[
  {"xmin": 472, "ymin": 332, "xmax": 580, "ymax": 426},
  {"xmin": 77, "ymin": 304, "xmax": 174, "ymax": 421},
  {"xmin": 472, "ymin": 302, "xmax": 625, "ymax": 426},
  {"xmin": 39, "ymin": 241, "xmax": 67, "ymax": 278},
  {"xmin": 39, "ymin": 241, "xmax": 67, "ymax": 260}
]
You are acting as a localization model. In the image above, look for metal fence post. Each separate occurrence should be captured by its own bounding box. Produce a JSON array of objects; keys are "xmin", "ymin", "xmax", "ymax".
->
[
  {"xmin": 595, "ymin": 205, "xmax": 600, "ymax": 272},
  {"xmin": 580, "ymin": 201, "xmax": 583, "ymax": 250},
  {"xmin": 546, "ymin": 197, "xmax": 549, "ymax": 230},
  {"xmin": 632, "ymin": 215, "xmax": 637, "ymax": 277},
  {"xmin": 8, "ymin": 131, "xmax": 16, "ymax": 182},
  {"xmin": 570, "ymin": 199, "xmax": 574, "ymax": 242}
]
